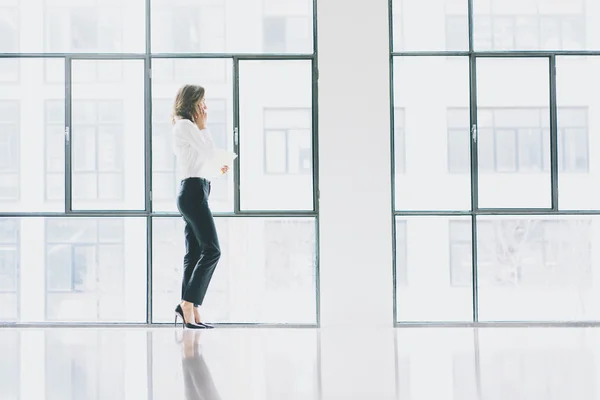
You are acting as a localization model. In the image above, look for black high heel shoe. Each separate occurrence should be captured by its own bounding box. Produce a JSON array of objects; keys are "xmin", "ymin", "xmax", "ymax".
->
[
  {"xmin": 195, "ymin": 305, "xmax": 214, "ymax": 329},
  {"xmin": 175, "ymin": 305, "xmax": 207, "ymax": 330}
]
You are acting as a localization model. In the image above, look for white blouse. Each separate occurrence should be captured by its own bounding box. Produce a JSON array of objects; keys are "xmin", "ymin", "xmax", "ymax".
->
[{"xmin": 171, "ymin": 118, "xmax": 216, "ymax": 181}]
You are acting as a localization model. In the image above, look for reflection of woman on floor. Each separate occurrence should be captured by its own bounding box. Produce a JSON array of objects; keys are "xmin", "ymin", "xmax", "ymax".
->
[{"xmin": 180, "ymin": 330, "xmax": 222, "ymax": 400}]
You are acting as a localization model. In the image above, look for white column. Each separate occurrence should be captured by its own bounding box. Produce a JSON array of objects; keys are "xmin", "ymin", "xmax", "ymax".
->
[
  {"xmin": 317, "ymin": 1, "xmax": 396, "ymax": 397},
  {"xmin": 317, "ymin": 0, "xmax": 394, "ymax": 328}
]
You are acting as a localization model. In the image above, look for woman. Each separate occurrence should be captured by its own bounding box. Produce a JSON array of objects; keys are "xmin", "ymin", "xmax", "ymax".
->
[{"xmin": 171, "ymin": 84, "xmax": 228, "ymax": 329}]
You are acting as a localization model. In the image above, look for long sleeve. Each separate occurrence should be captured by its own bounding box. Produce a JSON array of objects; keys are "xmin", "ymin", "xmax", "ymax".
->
[
  {"xmin": 172, "ymin": 119, "xmax": 217, "ymax": 180},
  {"xmin": 173, "ymin": 120, "xmax": 216, "ymax": 161}
]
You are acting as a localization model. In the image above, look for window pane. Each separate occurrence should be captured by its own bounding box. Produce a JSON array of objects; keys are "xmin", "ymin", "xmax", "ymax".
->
[
  {"xmin": 40, "ymin": 0, "xmax": 145, "ymax": 53},
  {"xmin": 151, "ymin": 0, "xmax": 313, "ymax": 54},
  {"xmin": 5, "ymin": 217, "xmax": 145, "ymax": 323},
  {"xmin": 71, "ymin": 60, "xmax": 145, "ymax": 211},
  {"xmin": 476, "ymin": 58, "xmax": 550, "ymax": 208},
  {"xmin": 0, "ymin": 218, "xmax": 19, "ymax": 322},
  {"xmin": 239, "ymin": 61, "xmax": 313, "ymax": 211},
  {"xmin": 43, "ymin": 218, "xmax": 146, "ymax": 323},
  {"xmin": 0, "ymin": 9, "xmax": 19, "ymax": 82},
  {"xmin": 265, "ymin": 130, "xmax": 288, "ymax": 174},
  {"xmin": 1, "ymin": 58, "xmax": 65, "ymax": 212},
  {"xmin": 0, "ymin": 8, "xmax": 18, "ymax": 52},
  {"xmin": 395, "ymin": 220, "xmax": 408, "ymax": 286},
  {"xmin": 393, "ymin": 0, "xmax": 468, "ymax": 51},
  {"xmin": 517, "ymin": 128, "xmax": 543, "ymax": 172},
  {"xmin": 152, "ymin": 217, "xmax": 317, "ymax": 324},
  {"xmin": 477, "ymin": 216, "xmax": 598, "ymax": 322},
  {"xmin": 151, "ymin": 58, "xmax": 234, "ymax": 213},
  {"xmin": 0, "ymin": 330, "xmax": 19, "ymax": 400},
  {"xmin": 495, "ymin": 129, "xmax": 518, "ymax": 172},
  {"xmin": 447, "ymin": 108, "xmax": 470, "ymax": 173},
  {"xmin": 556, "ymin": 57, "xmax": 596, "ymax": 210},
  {"xmin": 394, "ymin": 57, "xmax": 471, "ymax": 211},
  {"xmin": 263, "ymin": 109, "xmax": 312, "ymax": 176},
  {"xmin": 473, "ymin": 0, "xmax": 591, "ymax": 50},
  {"xmin": 394, "ymin": 108, "xmax": 406, "ymax": 174},
  {"xmin": 396, "ymin": 216, "xmax": 473, "ymax": 322}
]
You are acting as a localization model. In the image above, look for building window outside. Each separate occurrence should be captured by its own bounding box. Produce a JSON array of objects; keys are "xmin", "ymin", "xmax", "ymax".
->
[
  {"xmin": 264, "ymin": 108, "xmax": 312, "ymax": 175},
  {"xmin": 446, "ymin": 14, "xmax": 586, "ymax": 50},
  {"xmin": 156, "ymin": 5, "xmax": 226, "ymax": 53},
  {"xmin": 73, "ymin": 100, "xmax": 124, "ymax": 201},
  {"xmin": 263, "ymin": 16, "xmax": 312, "ymax": 53},
  {"xmin": 449, "ymin": 220, "xmax": 472, "ymax": 287},
  {"xmin": 44, "ymin": 6, "xmax": 124, "ymax": 53},
  {"xmin": 265, "ymin": 219, "xmax": 314, "ymax": 291},
  {"xmin": 0, "ymin": 7, "xmax": 19, "ymax": 82},
  {"xmin": 45, "ymin": 100, "xmax": 65, "ymax": 201},
  {"xmin": 450, "ymin": 219, "xmax": 592, "ymax": 287},
  {"xmin": 0, "ymin": 100, "xmax": 19, "ymax": 201},
  {"xmin": 45, "ymin": 219, "xmax": 125, "ymax": 294},
  {"xmin": 447, "ymin": 107, "xmax": 588, "ymax": 174},
  {"xmin": 0, "ymin": 219, "xmax": 19, "ymax": 294}
]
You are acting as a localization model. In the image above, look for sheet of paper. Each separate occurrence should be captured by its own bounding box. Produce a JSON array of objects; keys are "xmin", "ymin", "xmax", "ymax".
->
[{"xmin": 200, "ymin": 149, "xmax": 237, "ymax": 179}]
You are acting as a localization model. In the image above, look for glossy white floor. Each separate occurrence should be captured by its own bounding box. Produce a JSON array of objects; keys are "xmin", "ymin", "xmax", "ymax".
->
[{"xmin": 1, "ymin": 327, "xmax": 599, "ymax": 400}]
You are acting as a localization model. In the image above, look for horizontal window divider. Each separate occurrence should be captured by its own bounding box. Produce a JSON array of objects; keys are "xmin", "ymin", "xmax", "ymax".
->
[
  {"xmin": 394, "ymin": 210, "xmax": 472, "ymax": 216},
  {"xmin": 151, "ymin": 53, "xmax": 316, "ymax": 60},
  {"xmin": 476, "ymin": 208, "xmax": 556, "ymax": 214},
  {"xmin": 473, "ymin": 50, "xmax": 600, "ymax": 57},
  {"xmin": 0, "ymin": 53, "xmax": 319, "ymax": 60},
  {"xmin": 0, "ymin": 211, "xmax": 319, "ymax": 218},
  {"xmin": 395, "ymin": 321, "xmax": 600, "ymax": 328},
  {"xmin": 394, "ymin": 209, "xmax": 600, "ymax": 216},
  {"xmin": 227, "ymin": 211, "xmax": 318, "ymax": 217},
  {"xmin": 392, "ymin": 51, "xmax": 470, "ymax": 57},
  {"xmin": 391, "ymin": 50, "xmax": 600, "ymax": 58},
  {"xmin": 0, "ymin": 53, "xmax": 148, "ymax": 59},
  {"xmin": 0, "ymin": 211, "xmax": 318, "ymax": 218},
  {"xmin": 0, "ymin": 322, "xmax": 318, "ymax": 328},
  {"xmin": 4, "ymin": 210, "xmax": 600, "ymax": 218},
  {"xmin": 67, "ymin": 210, "xmax": 147, "ymax": 215},
  {"xmin": 0, "ymin": 211, "xmax": 147, "ymax": 218}
]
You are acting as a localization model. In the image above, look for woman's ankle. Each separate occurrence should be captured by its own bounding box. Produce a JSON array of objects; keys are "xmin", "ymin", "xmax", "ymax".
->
[{"xmin": 181, "ymin": 300, "xmax": 194, "ymax": 309}]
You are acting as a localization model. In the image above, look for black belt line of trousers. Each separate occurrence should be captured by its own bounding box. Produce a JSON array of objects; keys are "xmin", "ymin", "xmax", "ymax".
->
[{"xmin": 177, "ymin": 177, "xmax": 221, "ymax": 307}]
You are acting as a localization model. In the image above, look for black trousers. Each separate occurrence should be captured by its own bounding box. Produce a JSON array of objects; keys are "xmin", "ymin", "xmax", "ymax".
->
[{"xmin": 177, "ymin": 178, "xmax": 221, "ymax": 306}]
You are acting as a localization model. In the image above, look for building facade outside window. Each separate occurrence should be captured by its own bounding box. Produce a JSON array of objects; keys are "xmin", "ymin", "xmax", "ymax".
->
[
  {"xmin": 447, "ymin": 107, "xmax": 589, "ymax": 174},
  {"xmin": 263, "ymin": 108, "xmax": 312, "ymax": 175},
  {"xmin": 0, "ymin": 101, "xmax": 19, "ymax": 200}
]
